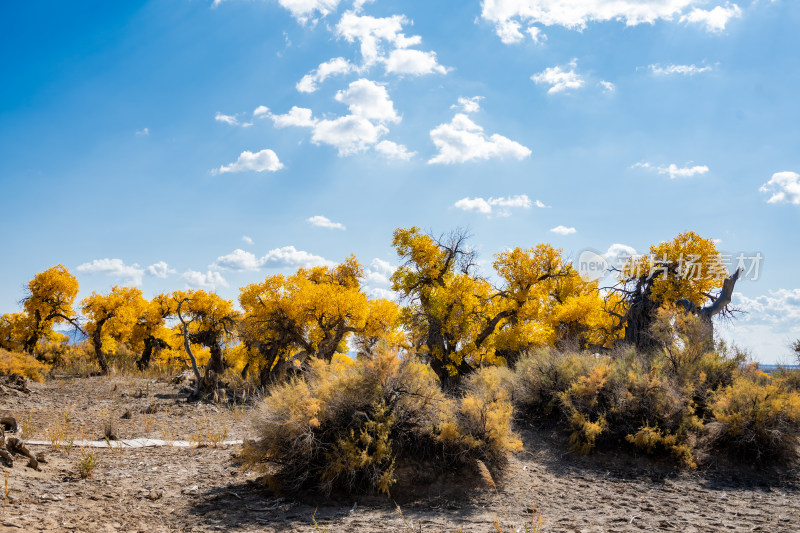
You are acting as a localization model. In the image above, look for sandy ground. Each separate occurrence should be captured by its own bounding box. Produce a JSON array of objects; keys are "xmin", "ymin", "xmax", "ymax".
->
[{"xmin": 1, "ymin": 375, "xmax": 798, "ymax": 532}]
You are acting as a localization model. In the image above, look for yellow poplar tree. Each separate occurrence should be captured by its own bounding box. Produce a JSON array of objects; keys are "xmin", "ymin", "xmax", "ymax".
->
[
  {"xmin": 20, "ymin": 265, "xmax": 80, "ymax": 355},
  {"xmin": 614, "ymin": 231, "xmax": 734, "ymax": 350},
  {"xmin": 239, "ymin": 255, "xmax": 402, "ymax": 384},
  {"xmin": 81, "ymin": 286, "xmax": 148, "ymax": 374}
]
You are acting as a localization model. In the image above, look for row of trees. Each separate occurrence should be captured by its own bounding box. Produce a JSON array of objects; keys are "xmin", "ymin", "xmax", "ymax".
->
[{"xmin": 0, "ymin": 228, "xmax": 739, "ymax": 392}]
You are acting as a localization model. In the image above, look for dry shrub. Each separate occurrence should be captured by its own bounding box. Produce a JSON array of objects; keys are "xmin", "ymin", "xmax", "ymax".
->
[
  {"xmin": 707, "ymin": 373, "xmax": 800, "ymax": 462},
  {"xmin": 514, "ymin": 348, "xmax": 600, "ymax": 417},
  {"xmin": 0, "ymin": 348, "xmax": 51, "ymax": 382},
  {"xmin": 243, "ymin": 348, "xmax": 520, "ymax": 496}
]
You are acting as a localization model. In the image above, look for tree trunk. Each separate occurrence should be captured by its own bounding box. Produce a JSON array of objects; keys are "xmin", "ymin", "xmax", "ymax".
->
[
  {"xmin": 93, "ymin": 319, "xmax": 110, "ymax": 375},
  {"xmin": 676, "ymin": 267, "xmax": 741, "ymax": 351},
  {"xmin": 177, "ymin": 300, "xmax": 202, "ymax": 398},
  {"xmin": 136, "ymin": 337, "xmax": 168, "ymax": 371}
]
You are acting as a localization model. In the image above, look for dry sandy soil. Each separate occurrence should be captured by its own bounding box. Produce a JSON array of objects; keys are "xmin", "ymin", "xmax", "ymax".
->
[{"xmin": 1, "ymin": 375, "xmax": 798, "ymax": 532}]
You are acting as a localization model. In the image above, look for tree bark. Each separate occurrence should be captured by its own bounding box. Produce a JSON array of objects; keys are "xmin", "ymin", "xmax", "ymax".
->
[
  {"xmin": 177, "ymin": 300, "xmax": 202, "ymax": 397},
  {"xmin": 92, "ymin": 318, "xmax": 110, "ymax": 375}
]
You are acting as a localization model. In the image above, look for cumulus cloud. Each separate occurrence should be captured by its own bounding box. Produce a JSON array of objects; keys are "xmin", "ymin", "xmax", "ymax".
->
[
  {"xmin": 308, "ymin": 215, "xmax": 346, "ymax": 230},
  {"xmin": 454, "ymin": 194, "xmax": 537, "ymax": 216},
  {"xmin": 270, "ymin": 106, "xmax": 318, "ymax": 128},
  {"xmin": 253, "ymin": 105, "xmax": 270, "ymax": 118},
  {"xmin": 182, "ymin": 270, "xmax": 228, "ymax": 290},
  {"xmin": 550, "ymin": 225, "xmax": 577, "ymax": 235},
  {"xmin": 681, "ymin": 3, "xmax": 742, "ymax": 32},
  {"xmin": 451, "ymin": 96, "xmax": 483, "ymax": 114},
  {"xmin": 215, "ymin": 149, "xmax": 284, "ymax": 174},
  {"xmin": 600, "ymin": 81, "xmax": 616, "ymax": 92},
  {"xmin": 649, "ymin": 63, "xmax": 713, "ymax": 76},
  {"xmin": 375, "ymin": 140, "xmax": 415, "ymax": 160},
  {"xmin": 481, "ymin": 1, "xmax": 739, "ymax": 40},
  {"xmin": 145, "ymin": 261, "xmax": 176, "ymax": 279},
  {"xmin": 261, "ymin": 246, "xmax": 333, "ymax": 268},
  {"xmin": 277, "ymin": 0, "xmax": 341, "ymax": 24},
  {"xmin": 76, "ymin": 258, "xmax": 145, "ymax": 286},
  {"xmin": 297, "ymin": 57, "xmax": 355, "ymax": 93},
  {"xmin": 214, "ymin": 112, "xmax": 239, "ymax": 126},
  {"xmin": 268, "ymin": 80, "xmax": 401, "ymax": 156},
  {"xmin": 335, "ymin": 79, "xmax": 399, "ymax": 123},
  {"xmin": 634, "ymin": 162, "xmax": 709, "ymax": 179},
  {"xmin": 429, "ymin": 112, "xmax": 531, "ymax": 164},
  {"xmin": 363, "ymin": 258, "xmax": 397, "ymax": 300},
  {"xmin": 242, "ymin": 235, "xmax": 254, "ymax": 245},
  {"xmin": 334, "ymin": 10, "xmax": 447, "ymax": 76},
  {"xmin": 336, "ymin": 11, "xmax": 420, "ymax": 66},
  {"xmin": 211, "ymin": 249, "xmax": 263, "ymax": 271},
  {"xmin": 759, "ymin": 171, "xmax": 800, "ymax": 205},
  {"xmin": 312, "ymin": 114, "xmax": 388, "ymax": 155},
  {"xmin": 211, "ymin": 246, "xmax": 333, "ymax": 271},
  {"xmin": 735, "ymin": 289, "xmax": 800, "ymax": 330},
  {"xmin": 531, "ymin": 59, "xmax": 584, "ymax": 94},
  {"xmin": 384, "ymin": 49, "xmax": 448, "ymax": 75}
]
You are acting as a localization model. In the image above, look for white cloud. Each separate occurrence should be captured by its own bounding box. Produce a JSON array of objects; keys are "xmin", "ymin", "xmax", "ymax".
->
[
  {"xmin": 481, "ymin": 1, "xmax": 737, "ymax": 39},
  {"xmin": 375, "ymin": 140, "xmax": 415, "ymax": 160},
  {"xmin": 681, "ymin": 3, "xmax": 742, "ymax": 32},
  {"xmin": 270, "ymin": 106, "xmax": 318, "ymax": 128},
  {"xmin": 182, "ymin": 270, "xmax": 228, "ymax": 290},
  {"xmin": 215, "ymin": 112, "xmax": 239, "ymax": 126},
  {"xmin": 634, "ymin": 161, "xmax": 709, "ymax": 179},
  {"xmin": 308, "ymin": 215, "xmax": 346, "ymax": 230},
  {"xmin": 604, "ymin": 243, "xmax": 637, "ymax": 268},
  {"xmin": 429, "ymin": 112, "xmax": 531, "ymax": 164},
  {"xmin": 296, "ymin": 57, "xmax": 355, "ymax": 93},
  {"xmin": 253, "ymin": 105, "xmax": 270, "ymax": 118},
  {"xmin": 600, "ymin": 81, "xmax": 615, "ymax": 92},
  {"xmin": 759, "ymin": 171, "xmax": 800, "ymax": 205},
  {"xmin": 454, "ymin": 197, "xmax": 492, "ymax": 214},
  {"xmin": 649, "ymin": 63, "xmax": 713, "ymax": 76},
  {"xmin": 211, "ymin": 246, "xmax": 333, "ymax": 271},
  {"xmin": 451, "ymin": 96, "xmax": 483, "ymax": 114},
  {"xmin": 215, "ymin": 149, "xmax": 284, "ymax": 174},
  {"xmin": 735, "ymin": 289, "xmax": 800, "ymax": 330},
  {"xmin": 336, "ymin": 11, "xmax": 418, "ymax": 66},
  {"xmin": 334, "ymin": 10, "xmax": 447, "ymax": 76},
  {"xmin": 135, "ymin": 127, "xmax": 149, "ymax": 136},
  {"xmin": 363, "ymin": 258, "xmax": 396, "ymax": 299},
  {"xmin": 76, "ymin": 258, "xmax": 145, "ymax": 286},
  {"xmin": 269, "ymin": 84, "xmax": 397, "ymax": 155},
  {"xmin": 242, "ymin": 235, "xmax": 254, "ymax": 245},
  {"xmin": 496, "ymin": 20, "xmax": 525, "ymax": 44},
  {"xmin": 527, "ymin": 26, "xmax": 547, "ymax": 43},
  {"xmin": 335, "ymin": 79, "xmax": 399, "ymax": 123},
  {"xmin": 278, "ymin": 0, "xmax": 341, "ymax": 23},
  {"xmin": 365, "ymin": 287, "xmax": 397, "ymax": 300},
  {"xmin": 454, "ymin": 194, "xmax": 534, "ymax": 216},
  {"xmin": 550, "ymin": 225, "xmax": 577, "ymax": 235},
  {"xmin": 384, "ymin": 48, "xmax": 447, "ymax": 76},
  {"xmin": 261, "ymin": 246, "xmax": 333, "ymax": 268},
  {"xmin": 145, "ymin": 261, "xmax": 176, "ymax": 279},
  {"xmin": 312, "ymin": 114, "xmax": 388, "ymax": 155},
  {"xmin": 531, "ymin": 59, "xmax": 584, "ymax": 94},
  {"xmin": 211, "ymin": 249, "xmax": 262, "ymax": 271},
  {"xmin": 534, "ymin": 199, "xmax": 551, "ymax": 208}
]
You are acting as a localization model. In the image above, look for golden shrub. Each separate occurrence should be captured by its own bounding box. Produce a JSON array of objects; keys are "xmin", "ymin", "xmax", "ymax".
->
[
  {"xmin": 0, "ymin": 348, "xmax": 51, "ymax": 382},
  {"xmin": 244, "ymin": 348, "xmax": 520, "ymax": 496}
]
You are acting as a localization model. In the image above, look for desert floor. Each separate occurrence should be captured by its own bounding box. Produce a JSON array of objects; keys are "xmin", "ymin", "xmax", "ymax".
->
[{"xmin": 1, "ymin": 375, "xmax": 798, "ymax": 532}]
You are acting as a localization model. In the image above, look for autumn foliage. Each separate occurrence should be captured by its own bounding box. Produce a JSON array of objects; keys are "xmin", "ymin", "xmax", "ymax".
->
[{"xmin": 2, "ymin": 227, "xmax": 798, "ymax": 494}]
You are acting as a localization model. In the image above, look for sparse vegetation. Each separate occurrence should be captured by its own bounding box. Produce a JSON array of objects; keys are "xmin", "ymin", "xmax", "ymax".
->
[{"xmin": 242, "ymin": 348, "xmax": 520, "ymax": 496}]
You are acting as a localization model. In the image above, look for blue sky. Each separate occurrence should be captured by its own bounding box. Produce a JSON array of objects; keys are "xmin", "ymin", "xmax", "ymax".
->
[{"xmin": 1, "ymin": 0, "xmax": 798, "ymax": 363}]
